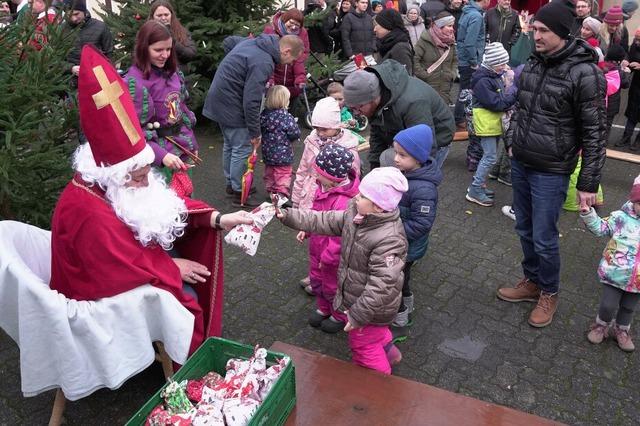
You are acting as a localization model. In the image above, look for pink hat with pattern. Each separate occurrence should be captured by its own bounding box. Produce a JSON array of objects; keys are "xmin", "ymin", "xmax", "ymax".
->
[{"xmin": 359, "ymin": 167, "xmax": 408, "ymax": 212}]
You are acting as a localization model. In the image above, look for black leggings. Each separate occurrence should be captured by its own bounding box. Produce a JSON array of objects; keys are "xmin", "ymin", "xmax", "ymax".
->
[
  {"xmin": 398, "ymin": 261, "xmax": 414, "ymax": 311},
  {"xmin": 598, "ymin": 285, "xmax": 640, "ymax": 327}
]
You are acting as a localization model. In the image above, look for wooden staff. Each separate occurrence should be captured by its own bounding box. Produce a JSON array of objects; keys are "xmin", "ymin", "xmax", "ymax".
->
[{"xmin": 165, "ymin": 136, "xmax": 203, "ymax": 165}]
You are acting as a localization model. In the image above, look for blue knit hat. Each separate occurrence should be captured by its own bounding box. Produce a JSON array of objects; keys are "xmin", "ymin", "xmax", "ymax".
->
[
  {"xmin": 393, "ymin": 124, "xmax": 433, "ymax": 164},
  {"xmin": 314, "ymin": 144, "xmax": 354, "ymax": 182}
]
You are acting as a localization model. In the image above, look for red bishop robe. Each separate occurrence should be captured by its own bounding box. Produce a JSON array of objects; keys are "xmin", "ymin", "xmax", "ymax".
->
[{"xmin": 49, "ymin": 174, "xmax": 224, "ymax": 356}]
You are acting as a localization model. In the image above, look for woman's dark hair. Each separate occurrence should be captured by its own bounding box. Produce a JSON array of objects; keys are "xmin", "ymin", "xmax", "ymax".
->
[
  {"xmin": 134, "ymin": 20, "xmax": 177, "ymax": 79},
  {"xmin": 148, "ymin": 0, "xmax": 189, "ymax": 45}
]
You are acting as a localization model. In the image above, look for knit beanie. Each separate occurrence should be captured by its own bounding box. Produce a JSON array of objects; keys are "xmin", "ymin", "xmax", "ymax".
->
[
  {"xmin": 314, "ymin": 144, "xmax": 355, "ymax": 182},
  {"xmin": 311, "ymin": 97, "xmax": 342, "ymax": 129},
  {"xmin": 582, "ymin": 16, "xmax": 602, "ymax": 35},
  {"xmin": 604, "ymin": 6, "xmax": 624, "ymax": 25},
  {"xmin": 344, "ymin": 70, "xmax": 381, "ymax": 107},
  {"xmin": 606, "ymin": 44, "xmax": 626, "ymax": 62},
  {"xmin": 622, "ymin": 0, "xmax": 639, "ymax": 15},
  {"xmin": 630, "ymin": 182, "xmax": 640, "ymax": 202},
  {"xmin": 534, "ymin": 0, "xmax": 576, "ymax": 39},
  {"xmin": 482, "ymin": 42, "xmax": 510, "ymax": 67},
  {"xmin": 374, "ymin": 7, "xmax": 404, "ymax": 31},
  {"xmin": 71, "ymin": 0, "xmax": 87, "ymax": 13},
  {"xmin": 359, "ymin": 167, "xmax": 409, "ymax": 212},
  {"xmin": 394, "ymin": 124, "xmax": 433, "ymax": 164},
  {"xmin": 281, "ymin": 8, "xmax": 304, "ymax": 25}
]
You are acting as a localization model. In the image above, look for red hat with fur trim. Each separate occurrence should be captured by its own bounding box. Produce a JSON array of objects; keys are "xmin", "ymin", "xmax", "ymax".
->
[{"xmin": 78, "ymin": 45, "xmax": 146, "ymax": 166}]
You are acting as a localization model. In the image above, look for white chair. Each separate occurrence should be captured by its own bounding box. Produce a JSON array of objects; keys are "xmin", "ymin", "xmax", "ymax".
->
[{"xmin": 0, "ymin": 220, "xmax": 195, "ymax": 425}]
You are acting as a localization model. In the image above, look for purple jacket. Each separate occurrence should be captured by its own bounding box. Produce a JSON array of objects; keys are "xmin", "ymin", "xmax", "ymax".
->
[
  {"xmin": 308, "ymin": 172, "xmax": 360, "ymax": 289},
  {"xmin": 126, "ymin": 66, "xmax": 198, "ymax": 166}
]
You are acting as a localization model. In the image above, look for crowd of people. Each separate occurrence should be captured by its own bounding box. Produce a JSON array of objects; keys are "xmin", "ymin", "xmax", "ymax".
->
[{"xmin": 5, "ymin": 0, "xmax": 640, "ymax": 383}]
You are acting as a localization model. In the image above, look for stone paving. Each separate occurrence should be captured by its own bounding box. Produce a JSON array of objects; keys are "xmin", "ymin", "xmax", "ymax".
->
[{"xmin": 2, "ymin": 124, "xmax": 640, "ymax": 425}]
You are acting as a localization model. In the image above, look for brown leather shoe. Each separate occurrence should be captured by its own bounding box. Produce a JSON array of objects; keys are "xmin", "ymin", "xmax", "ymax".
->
[
  {"xmin": 528, "ymin": 292, "xmax": 559, "ymax": 328},
  {"xmin": 497, "ymin": 278, "xmax": 540, "ymax": 303}
]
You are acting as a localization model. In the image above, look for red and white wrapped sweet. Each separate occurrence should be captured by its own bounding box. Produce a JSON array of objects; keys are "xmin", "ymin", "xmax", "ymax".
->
[{"xmin": 146, "ymin": 345, "xmax": 289, "ymax": 426}]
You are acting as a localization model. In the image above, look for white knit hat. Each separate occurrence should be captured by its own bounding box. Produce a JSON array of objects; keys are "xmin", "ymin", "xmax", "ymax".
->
[
  {"xmin": 582, "ymin": 16, "xmax": 602, "ymax": 36},
  {"xmin": 482, "ymin": 42, "xmax": 510, "ymax": 67},
  {"xmin": 311, "ymin": 97, "xmax": 341, "ymax": 129}
]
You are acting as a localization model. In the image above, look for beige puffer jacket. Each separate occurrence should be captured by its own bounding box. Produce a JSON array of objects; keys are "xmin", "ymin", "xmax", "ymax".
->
[{"xmin": 282, "ymin": 199, "xmax": 408, "ymax": 328}]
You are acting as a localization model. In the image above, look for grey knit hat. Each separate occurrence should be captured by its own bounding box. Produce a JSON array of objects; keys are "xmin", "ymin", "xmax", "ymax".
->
[
  {"xmin": 343, "ymin": 70, "xmax": 381, "ymax": 107},
  {"xmin": 482, "ymin": 42, "xmax": 510, "ymax": 67}
]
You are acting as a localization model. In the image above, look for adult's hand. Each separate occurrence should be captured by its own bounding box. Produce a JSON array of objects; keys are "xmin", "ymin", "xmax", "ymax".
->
[
  {"xmin": 577, "ymin": 191, "xmax": 597, "ymax": 213},
  {"xmin": 71, "ymin": 65, "xmax": 80, "ymax": 76},
  {"xmin": 162, "ymin": 153, "xmax": 186, "ymax": 171},
  {"xmin": 217, "ymin": 210, "xmax": 254, "ymax": 231},
  {"xmin": 250, "ymin": 136, "xmax": 261, "ymax": 149},
  {"xmin": 173, "ymin": 258, "xmax": 210, "ymax": 284}
]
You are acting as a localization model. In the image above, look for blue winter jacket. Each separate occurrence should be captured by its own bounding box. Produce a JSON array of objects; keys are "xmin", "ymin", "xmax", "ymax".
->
[
  {"xmin": 203, "ymin": 34, "xmax": 281, "ymax": 138},
  {"xmin": 398, "ymin": 159, "xmax": 442, "ymax": 262},
  {"xmin": 471, "ymin": 65, "xmax": 517, "ymax": 136},
  {"xmin": 456, "ymin": 2, "xmax": 485, "ymax": 67},
  {"xmin": 260, "ymin": 108, "xmax": 301, "ymax": 166}
]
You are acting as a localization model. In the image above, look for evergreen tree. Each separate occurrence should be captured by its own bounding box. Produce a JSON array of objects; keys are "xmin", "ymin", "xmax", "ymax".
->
[
  {"xmin": 0, "ymin": 14, "xmax": 78, "ymax": 227},
  {"xmin": 98, "ymin": 0, "xmax": 279, "ymax": 111}
]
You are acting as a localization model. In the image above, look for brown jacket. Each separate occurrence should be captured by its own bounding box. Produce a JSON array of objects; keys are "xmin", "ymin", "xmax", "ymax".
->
[{"xmin": 282, "ymin": 199, "xmax": 408, "ymax": 328}]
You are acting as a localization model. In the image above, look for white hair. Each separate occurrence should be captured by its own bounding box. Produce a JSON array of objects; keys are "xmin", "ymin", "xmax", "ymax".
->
[{"xmin": 73, "ymin": 143, "xmax": 188, "ymax": 250}]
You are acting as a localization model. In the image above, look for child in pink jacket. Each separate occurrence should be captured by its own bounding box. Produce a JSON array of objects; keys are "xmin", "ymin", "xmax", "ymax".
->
[
  {"xmin": 300, "ymin": 144, "xmax": 360, "ymax": 333},
  {"xmin": 292, "ymin": 97, "xmax": 361, "ymax": 293}
]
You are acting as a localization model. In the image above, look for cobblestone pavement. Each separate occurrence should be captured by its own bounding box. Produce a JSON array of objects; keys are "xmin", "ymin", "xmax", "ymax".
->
[{"xmin": 2, "ymin": 124, "xmax": 640, "ymax": 425}]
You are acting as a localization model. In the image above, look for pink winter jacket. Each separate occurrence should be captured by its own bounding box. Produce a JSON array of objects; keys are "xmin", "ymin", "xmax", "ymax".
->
[
  {"xmin": 292, "ymin": 130, "xmax": 361, "ymax": 210},
  {"xmin": 309, "ymin": 172, "xmax": 360, "ymax": 289}
]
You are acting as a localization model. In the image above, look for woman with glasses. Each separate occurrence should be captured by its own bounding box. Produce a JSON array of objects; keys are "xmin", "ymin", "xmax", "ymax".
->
[{"xmin": 263, "ymin": 8, "xmax": 310, "ymax": 100}]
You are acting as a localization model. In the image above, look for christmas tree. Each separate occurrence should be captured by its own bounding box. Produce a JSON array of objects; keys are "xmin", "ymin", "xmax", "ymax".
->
[
  {"xmin": 98, "ymin": 0, "xmax": 279, "ymax": 111},
  {"xmin": 0, "ymin": 14, "xmax": 78, "ymax": 227}
]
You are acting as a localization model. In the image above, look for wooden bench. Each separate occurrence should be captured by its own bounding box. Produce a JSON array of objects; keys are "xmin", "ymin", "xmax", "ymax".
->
[{"xmin": 270, "ymin": 342, "xmax": 563, "ymax": 426}]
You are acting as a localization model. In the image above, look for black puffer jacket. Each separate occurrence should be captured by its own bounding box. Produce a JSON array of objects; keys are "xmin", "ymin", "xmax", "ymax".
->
[
  {"xmin": 341, "ymin": 9, "xmax": 375, "ymax": 57},
  {"xmin": 65, "ymin": 16, "xmax": 113, "ymax": 67},
  {"xmin": 509, "ymin": 38, "xmax": 606, "ymax": 193}
]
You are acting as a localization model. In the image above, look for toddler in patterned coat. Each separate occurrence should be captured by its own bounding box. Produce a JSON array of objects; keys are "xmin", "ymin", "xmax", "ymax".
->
[
  {"xmin": 260, "ymin": 85, "xmax": 301, "ymax": 198},
  {"xmin": 581, "ymin": 180, "xmax": 640, "ymax": 352}
]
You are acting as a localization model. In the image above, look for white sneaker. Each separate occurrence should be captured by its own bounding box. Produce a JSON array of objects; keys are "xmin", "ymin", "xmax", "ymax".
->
[{"xmin": 501, "ymin": 205, "xmax": 515, "ymax": 221}]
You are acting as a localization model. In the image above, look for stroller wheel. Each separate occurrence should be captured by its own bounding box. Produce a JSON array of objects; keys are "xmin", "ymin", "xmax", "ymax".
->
[
  {"xmin": 304, "ymin": 111, "xmax": 313, "ymax": 129},
  {"xmin": 354, "ymin": 115, "xmax": 369, "ymax": 132}
]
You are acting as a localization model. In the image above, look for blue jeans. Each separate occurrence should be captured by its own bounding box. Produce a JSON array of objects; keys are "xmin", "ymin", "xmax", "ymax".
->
[
  {"xmin": 511, "ymin": 159, "xmax": 570, "ymax": 293},
  {"xmin": 471, "ymin": 137, "xmax": 497, "ymax": 187},
  {"xmin": 435, "ymin": 145, "xmax": 450, "ymax": 170},
  {"xmin": 221, "ymin": 126, "xmax": 253, "ymax": 192}
]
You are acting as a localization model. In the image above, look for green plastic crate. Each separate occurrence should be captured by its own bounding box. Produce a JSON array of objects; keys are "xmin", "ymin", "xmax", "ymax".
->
[{"xmin": 126, "ymin": 337, "xmax": 296, "ymax": 426}]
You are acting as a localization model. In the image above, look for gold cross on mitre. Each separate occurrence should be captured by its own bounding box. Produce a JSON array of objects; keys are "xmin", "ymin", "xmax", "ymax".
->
[{"xmin": 91, "ymin": 65, "xmax": 139, "ymax": 145}]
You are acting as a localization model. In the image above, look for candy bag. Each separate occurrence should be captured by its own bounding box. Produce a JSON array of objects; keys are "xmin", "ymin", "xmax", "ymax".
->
[{"xmin": 224, "ymin": 197, "xmax": 287, "ymax": 256}]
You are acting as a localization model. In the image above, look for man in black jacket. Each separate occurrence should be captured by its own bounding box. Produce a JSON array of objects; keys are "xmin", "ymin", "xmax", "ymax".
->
[
  {"xmin": 64, "ymin": 0, "xmax": 113, "ymax": 84},
  {"xmin": 497, "ymin": 0, "xmax": 606, "ymax": 328},
  {"xmin": 485, "ymin": 0, "xmax": 520, "ymax": 53}
]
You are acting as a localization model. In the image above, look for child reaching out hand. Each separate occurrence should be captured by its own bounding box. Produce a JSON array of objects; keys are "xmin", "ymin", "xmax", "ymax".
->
[{"xmin": 279, "ymin": 167, "xmax": 409, "ymax": 374}]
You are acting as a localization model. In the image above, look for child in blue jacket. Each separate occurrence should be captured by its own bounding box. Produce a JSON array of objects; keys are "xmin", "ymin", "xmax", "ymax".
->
[
  {"xmin": 465, "ymin": 42, "xmax": 517, "ymax": 207},
  {"xmin": 386, "ymin": 124, "xmax": 442, "ymax": 340}
]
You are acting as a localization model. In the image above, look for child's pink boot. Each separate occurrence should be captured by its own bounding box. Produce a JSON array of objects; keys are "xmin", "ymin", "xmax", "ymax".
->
[
  {"xmin": 587, "ymin": 317, "xmax": 610, "ymax": 344},
  {"xmin": 613, "ymin": 322, "xmax": 635, "ymax": 352}
]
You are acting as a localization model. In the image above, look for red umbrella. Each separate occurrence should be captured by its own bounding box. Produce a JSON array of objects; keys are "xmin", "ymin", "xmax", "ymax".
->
[{"xmin": 240, "ymin": 148, "xmax": 258, "ymax": 206}]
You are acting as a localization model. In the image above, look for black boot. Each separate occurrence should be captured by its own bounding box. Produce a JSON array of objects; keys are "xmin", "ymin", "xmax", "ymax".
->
[
  {"xmin": 630, "ymin": 134, "xmax": 640, "ymax": 151},
  {"xmin": 615, "ymin": 129, "xmax": 633, "ymax": 147}
]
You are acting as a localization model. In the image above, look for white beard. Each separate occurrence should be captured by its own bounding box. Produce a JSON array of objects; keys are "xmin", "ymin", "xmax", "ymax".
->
[{"xmin": 106, "ymin": 169, "xmax": 188, "ymax": 250}]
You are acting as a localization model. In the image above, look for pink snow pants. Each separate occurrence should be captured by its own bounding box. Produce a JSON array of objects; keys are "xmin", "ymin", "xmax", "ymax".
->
[
  {"xmin": 348, "ymin": 325, "xmax": 393, "ymax": 375},
  {"xmin": 264, "ymin": 165, "xmax": 292, "ymax": 196}
]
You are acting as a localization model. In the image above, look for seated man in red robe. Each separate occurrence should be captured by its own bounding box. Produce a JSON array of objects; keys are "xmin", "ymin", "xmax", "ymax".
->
[{"xmin": 49, "ymin": 45, "xmax": 252, "ymax": 356}]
